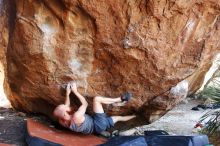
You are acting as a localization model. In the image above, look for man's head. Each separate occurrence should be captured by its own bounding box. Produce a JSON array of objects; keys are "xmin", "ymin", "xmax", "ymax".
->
[{"xmin": 53, "ymin": 104, "xmax": 71, "ymax": 127}]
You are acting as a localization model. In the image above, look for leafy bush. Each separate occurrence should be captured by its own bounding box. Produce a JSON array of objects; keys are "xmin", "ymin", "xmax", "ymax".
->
[{"xmin": 197, "ymin": 86, "xmax": 220, "ymax": 135}]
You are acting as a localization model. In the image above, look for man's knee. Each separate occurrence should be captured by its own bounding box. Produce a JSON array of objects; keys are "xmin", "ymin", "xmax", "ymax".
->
[{"xmin": 93, "ymin": 96, "xmax": 102, "ymax": 102}]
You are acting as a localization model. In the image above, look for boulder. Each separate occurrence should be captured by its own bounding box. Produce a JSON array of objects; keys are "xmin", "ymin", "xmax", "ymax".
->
[
  {"xmin": 0, "ymin": 0, "xmax": 10, "ymax": 107},
  {"xmin": 1, "ymin": 0, "xmax": 220, "ymax": 123}
]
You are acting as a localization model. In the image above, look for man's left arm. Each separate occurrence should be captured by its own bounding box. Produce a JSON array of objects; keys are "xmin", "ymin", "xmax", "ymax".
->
[
  {"xmin": 71, "ymin": 83, "xmax": 88, "ymax": 123},
  {"xmin": 64, "ymin": 84, "xmax": 71, "ymax": 112}
]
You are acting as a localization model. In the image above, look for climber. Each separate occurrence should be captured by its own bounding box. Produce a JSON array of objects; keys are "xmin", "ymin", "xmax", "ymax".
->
[{"xmin": 53, "ymin": 82, "xmax": 136, "ymax": 135}]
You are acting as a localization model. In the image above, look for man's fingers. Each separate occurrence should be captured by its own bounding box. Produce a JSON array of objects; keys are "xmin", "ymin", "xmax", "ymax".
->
[
  {"xmin": 70, "ymin": 84, "xmax": 74, "ymax": 89},
  {"xmin": 66, "ymin": 83, "xmax": 71, "ymax": 92},
  {"xmin": 70, "ymin": 82, "xmax": 77, "ymax": 90},
  {"xmin": 67, "ymin": 83, "xmax": 70, "ymax": 88}
]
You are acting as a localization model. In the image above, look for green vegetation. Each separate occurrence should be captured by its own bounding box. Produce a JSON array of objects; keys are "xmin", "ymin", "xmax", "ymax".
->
[{"xmin": 197, "ymin": 82, "xmax": 220, "ymax": 135}]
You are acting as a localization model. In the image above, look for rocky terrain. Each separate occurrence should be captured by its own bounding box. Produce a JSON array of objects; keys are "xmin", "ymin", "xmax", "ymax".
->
[
  {"xmin": 1, "ymin": 99, "xmax": 219, "ymax": 146},
  {"xmin": 0, "ymin": 0, "xmax": 220, "ymax": 125}
]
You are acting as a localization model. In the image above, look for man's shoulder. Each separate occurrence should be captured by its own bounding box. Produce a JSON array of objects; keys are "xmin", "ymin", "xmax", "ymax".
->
[{"xmin": 72, "ymin": 113, "xmax": 86, "ymax": 123}]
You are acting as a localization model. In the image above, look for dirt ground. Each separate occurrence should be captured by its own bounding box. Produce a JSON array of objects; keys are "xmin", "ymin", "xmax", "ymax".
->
[
  {"xmin": 0, "ymin": 108, "xmax": 27, "ymax": 146},
  {"xmin": 0, "ymin": 99, "xmax": 218, "ymax": 146},
  {"xmin": 0, "ymin": 108, "xmax": 51, "ymax": 146},
  {"xmin": 136, "ymin": 99, "xmax": 206, "ymax": 135}
]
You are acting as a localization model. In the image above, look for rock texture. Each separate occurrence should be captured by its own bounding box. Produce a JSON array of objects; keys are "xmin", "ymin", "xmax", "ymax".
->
[
  {"xmin": 0, "ymin": 0, "xmax": 10, "ymax": 107},
  {"xmin": 1, "ymin": 0, "xmax": 220, "ymax": 123}
]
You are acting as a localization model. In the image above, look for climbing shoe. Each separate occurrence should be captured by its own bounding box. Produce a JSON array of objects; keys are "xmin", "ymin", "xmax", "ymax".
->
[{"xmin": 121, "ymin": 92, "xmax": 132, "ymax": 102}]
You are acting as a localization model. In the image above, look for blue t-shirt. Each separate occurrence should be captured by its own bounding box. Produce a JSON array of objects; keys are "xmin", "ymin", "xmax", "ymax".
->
[{"xmin": 69, "ymin": 114, "xmax": 94, "ymax": 134}]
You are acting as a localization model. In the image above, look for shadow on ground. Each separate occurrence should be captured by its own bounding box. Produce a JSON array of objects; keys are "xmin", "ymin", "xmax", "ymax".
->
[{"xmin": 0, "ymin": 108, "xmax": 27, "ymax": 146}]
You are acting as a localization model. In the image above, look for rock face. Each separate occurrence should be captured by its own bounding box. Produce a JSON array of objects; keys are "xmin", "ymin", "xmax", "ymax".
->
[
  {"xmin": 0, "ymin": 0, "xmax": 10, "ymax": 107},
  {"xmin": 1, "ymin": 0, "xmax": 220, "ymax": 123}
]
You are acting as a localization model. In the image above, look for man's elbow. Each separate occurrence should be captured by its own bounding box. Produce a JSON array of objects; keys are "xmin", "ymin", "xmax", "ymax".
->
[{"xmin": 83, "ymin": 101, "xmax": 88, "ymax": 107}]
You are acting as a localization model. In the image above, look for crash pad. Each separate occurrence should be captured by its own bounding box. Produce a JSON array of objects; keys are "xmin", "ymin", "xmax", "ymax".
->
[
  {"xmin": 25, "ymin": 119, "xmax": 106, "ymax": 146},
  {"xmin": 0, "ymin": 143, "xmax": 14, "ymax": 146},
  {"xmin": 99, "ymin": 136, "xmax": 147, "ymax": 146},
  {"xmin": 101, "ymin": 135, "xmax": 210, "ymax": 146}
]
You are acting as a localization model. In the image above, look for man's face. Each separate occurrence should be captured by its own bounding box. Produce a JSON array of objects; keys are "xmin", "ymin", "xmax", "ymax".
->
[
  {"xmin": 62, "ymin": 110, "xmax": 71, "ymax": 121},
  {"xmin": 54, "ymin": 104, "xmax": 73, "ymax": 127},
  {"xmin": 58, "ymin": 109, "xmax": 71, "ymax": 127}
]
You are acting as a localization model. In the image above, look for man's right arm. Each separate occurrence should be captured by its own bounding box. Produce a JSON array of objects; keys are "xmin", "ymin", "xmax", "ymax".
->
[
  {"xmin": 71, "ymin": 83, "xmax": 88, "ymax": 123},
  {"xmin": 60, "ymin": 83, "xmax": 72, "ymax": 113}
]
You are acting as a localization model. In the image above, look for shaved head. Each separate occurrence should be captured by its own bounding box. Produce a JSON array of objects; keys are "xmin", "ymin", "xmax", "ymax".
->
[{"xmin": 53, "ymin": 104, "xmax": 67, "ymax": 119}]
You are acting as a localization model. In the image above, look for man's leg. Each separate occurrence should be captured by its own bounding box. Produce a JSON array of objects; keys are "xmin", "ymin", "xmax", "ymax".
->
[
  {"xmin": 93, "ymin": 96, "xmax": 136, "ymax": 136},
  {"xmin": 93, "ymin": 96, "xmax": 122, "ymax": 113},
  {"xmin": 111, "ymin": 115, "xmax": 136, "ymax": 124}
]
